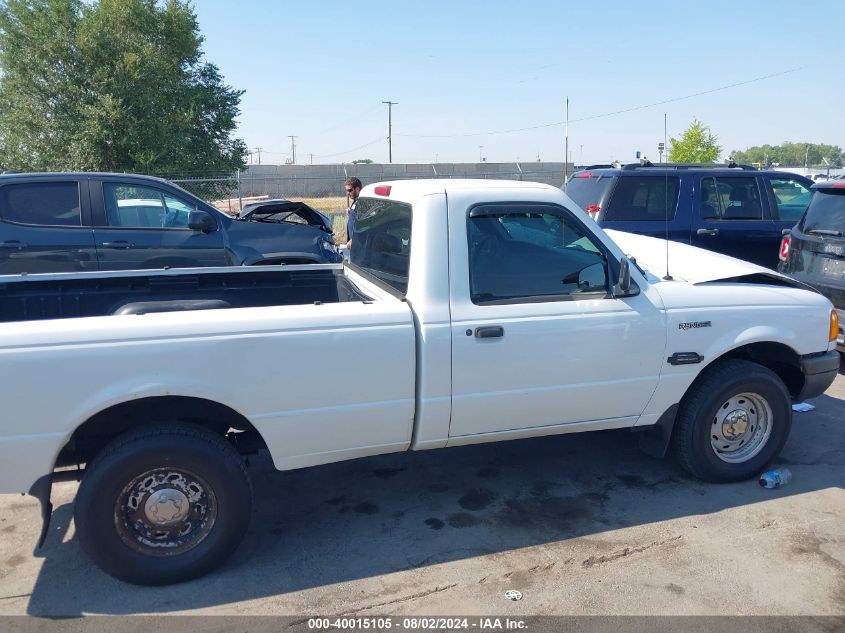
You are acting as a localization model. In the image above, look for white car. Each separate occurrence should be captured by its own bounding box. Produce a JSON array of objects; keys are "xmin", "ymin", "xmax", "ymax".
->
[{"xmin": 0, "ymin": 179, "xmax": 838, "ymax": 585}]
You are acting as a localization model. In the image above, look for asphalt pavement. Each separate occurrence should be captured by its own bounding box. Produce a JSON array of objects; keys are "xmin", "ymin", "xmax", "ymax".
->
[{"xmin": 1, "ymin": 369, "xmax": 843, "ymax": 617}]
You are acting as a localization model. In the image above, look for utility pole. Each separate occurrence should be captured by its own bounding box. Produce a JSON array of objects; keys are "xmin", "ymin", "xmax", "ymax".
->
[
  {"xmin": 254, "ymin": 147, "xmax": 263, "ymax": 165},
  {"xmin": 478, "ymin": 146, "xmax": 484, "ymax": 162},
  {"xmin": 310, "ymin": 153, "xmax": 313, "ymax": 165},
  {"xmin": 288, "ymin": 136, "xmax": 297, "ymax": 164},
  {"xmin": 382, "ymin": 100, "xmax": 398, "ymax": 163}
]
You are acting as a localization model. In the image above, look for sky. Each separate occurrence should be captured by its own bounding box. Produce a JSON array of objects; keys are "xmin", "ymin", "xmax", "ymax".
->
[{"xmin": 193, "ymin": 0, "xmax": 845, "ymax": 166}]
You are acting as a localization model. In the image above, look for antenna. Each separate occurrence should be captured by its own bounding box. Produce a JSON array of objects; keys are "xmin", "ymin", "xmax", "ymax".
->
[
  {"xmin": 563, "ymin": 97, "xmax": 569, "ymax": 191},
  {"xmin": 662, "ymin": 113, "xmax": 673, "ymax": 281}
]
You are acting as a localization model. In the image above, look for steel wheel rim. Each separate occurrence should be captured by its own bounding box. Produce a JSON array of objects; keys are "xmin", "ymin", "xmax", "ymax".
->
[
  {"xmin": 710, "ymin": 391, "xmax": 773, "ymax": 463},
  {"xmin": 115, "ymin": 468, "xmax": 217, "ymax": 556}
]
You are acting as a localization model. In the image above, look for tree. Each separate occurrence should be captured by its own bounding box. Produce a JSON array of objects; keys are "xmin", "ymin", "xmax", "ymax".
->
[
  {"xmin": 668, "ymin": 119, "xmax": 721, "ymax": 163},
  {"xmin": 0, "ymin": 0, "xmax": 247, "ymax": 175},
  {"xmin": 732, "ymin": 142, "xmax": 844, "ymax": 168},
  {"xmin": 351, "ymin": 158, "xmax": 373, "ymax": 164}
]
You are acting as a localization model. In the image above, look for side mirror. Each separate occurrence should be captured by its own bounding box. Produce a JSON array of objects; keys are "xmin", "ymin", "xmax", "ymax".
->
[
  {"xmin": 612, "ymin": 256, "xmax": 640, "ymax": 298},
  {"xmin": 188, "ymin": 210, "xmax": 216, "ymax": 234}
]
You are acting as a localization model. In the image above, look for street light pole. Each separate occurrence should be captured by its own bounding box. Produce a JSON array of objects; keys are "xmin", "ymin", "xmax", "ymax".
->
[{"xmin": 382, "ymin": 101, "xmax": 398, "ymax": 163}]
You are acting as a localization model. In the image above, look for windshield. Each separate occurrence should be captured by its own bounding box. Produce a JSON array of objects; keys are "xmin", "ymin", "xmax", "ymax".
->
[
  {"xmin": 349, "ymin": 197, "xmax": 412, "ymax": 294},
  {"xmin": 565, "ymin": 174, "xmax": 616, "ymax": 211},
  {"xmin": 801, "ymin": 189, "xmax": 845, "ymax": 235}
]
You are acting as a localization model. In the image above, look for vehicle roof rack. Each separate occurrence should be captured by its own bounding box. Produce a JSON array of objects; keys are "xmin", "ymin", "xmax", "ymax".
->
[
  {"xmin": 579, "ymin": 163, "xmax": 616, "ymax": 170},
  {"xmin": 620, "ymin": 162, "xmax": 757, "ymax": 171}
]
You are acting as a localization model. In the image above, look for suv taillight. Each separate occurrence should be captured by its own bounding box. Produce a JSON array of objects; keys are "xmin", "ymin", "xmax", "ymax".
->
[
  {"xmin": 778, "ymin": 235, "xmax": 791, "ymax": 262},
  {"xmin": 585, "ymin": 204, "xmax": 601, "ymax": 220}
]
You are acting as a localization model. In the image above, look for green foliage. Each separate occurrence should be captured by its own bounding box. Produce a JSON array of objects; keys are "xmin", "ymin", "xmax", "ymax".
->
[
  {"xmin": 732, "ymin": 142, "xmax": 844, "ymax": 168},
  {"xmin": 668, "ymin": 119, "xmax": 721, "ymax": 163},
  {"xmin": 351, "ymin": 158, "xmax": 373, "ymax": 164},
  {"xmin": 0, "ymin": 0, "xmax": 247, "ymax": 174}
]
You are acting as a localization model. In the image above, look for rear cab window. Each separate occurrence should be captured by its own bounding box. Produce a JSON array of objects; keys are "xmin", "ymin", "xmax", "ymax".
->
[
  {"xmin": 603, "ymin": 176, "xmax": 680, "ymax": 221},
  {"xmin": 349, "ymin": 197, "xmax": 412, "ymax": 295}
]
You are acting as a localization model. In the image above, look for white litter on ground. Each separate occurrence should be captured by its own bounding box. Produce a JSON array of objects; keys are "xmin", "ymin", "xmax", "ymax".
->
[{"xmin": 792, "ymin": 402, "xmax": 815, "ymax": 412}]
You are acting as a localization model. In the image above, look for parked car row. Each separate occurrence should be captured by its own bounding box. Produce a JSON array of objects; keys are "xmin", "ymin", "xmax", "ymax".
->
[{"xmin": 0, "ymin": 172, "xmax": 342, "ymax": 275}]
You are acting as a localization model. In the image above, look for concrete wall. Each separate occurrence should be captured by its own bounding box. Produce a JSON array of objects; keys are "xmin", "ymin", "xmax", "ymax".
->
[{"xmin": 232, "ymin": 162, "xmax": 570, "ymax": 197}]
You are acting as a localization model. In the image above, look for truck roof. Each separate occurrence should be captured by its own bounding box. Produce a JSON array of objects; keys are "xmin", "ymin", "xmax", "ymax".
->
[{"xmin": 361, "ymin": 178, "xmax": 561, "ymax": 201}]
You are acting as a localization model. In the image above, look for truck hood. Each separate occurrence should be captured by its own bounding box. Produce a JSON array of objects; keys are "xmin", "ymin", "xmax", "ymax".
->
[{"xmin": 605, "ymin": 229, "xmax": 797, "ymax": 286}]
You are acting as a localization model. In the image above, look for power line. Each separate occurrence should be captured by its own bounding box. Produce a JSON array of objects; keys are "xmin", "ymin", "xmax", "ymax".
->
[
  {"xmin": 397, "ymin": 67, "xmax": 807, "ymax": 139},
  {"xmin": 312, "ymin": 136, "xmax": 384, "ymax": 159},
  {"xmin": 312, "ymin": 103, "xmax": 382, "ymax": 136}
]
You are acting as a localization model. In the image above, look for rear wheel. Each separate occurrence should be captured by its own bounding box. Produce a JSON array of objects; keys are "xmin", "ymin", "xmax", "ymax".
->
[
  {"xmin": 74, "ymin": 423, "xmax": 252, "ymax": 585},
  {"xmin": 672, "ymin": 359, "xmax": 792, "ymax": 482}
]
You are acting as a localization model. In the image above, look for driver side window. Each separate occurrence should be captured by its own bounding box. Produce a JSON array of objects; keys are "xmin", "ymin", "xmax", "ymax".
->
[
  {"xmin": 468, "ymin": 204, "xmax": 608, "ymax": 304},
  {"xmin": 103, "ymin": 184, "xmax": 196, "ymax": 229}
]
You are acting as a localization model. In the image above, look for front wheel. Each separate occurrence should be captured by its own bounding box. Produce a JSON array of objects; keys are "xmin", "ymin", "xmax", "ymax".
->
[
  {"xmin": 74, "ymin": 423, "xmax": 253, "ymax": 585},
  {"xmin": 672, "ymin": 359, "xmax": 792, "ymax": 482}
]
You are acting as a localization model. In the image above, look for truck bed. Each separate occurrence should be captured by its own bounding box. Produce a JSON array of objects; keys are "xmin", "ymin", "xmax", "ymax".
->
[{"xmin": 0, "ymin": 265, "xmax": 369, "ymax": 323}]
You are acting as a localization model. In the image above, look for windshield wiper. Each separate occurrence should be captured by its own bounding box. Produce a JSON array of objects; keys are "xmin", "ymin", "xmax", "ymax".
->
[{"xmin": 806, "ymin": 229, "xmax": 844, "ymax": 237}]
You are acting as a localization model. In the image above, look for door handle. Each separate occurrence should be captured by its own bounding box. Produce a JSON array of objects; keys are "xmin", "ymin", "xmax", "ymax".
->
[
  {"xmin": 696, "ymin": 228, "xmax": 719, "ymax": 236},
  {"xmin": 0, "ymin": 240, "xmax": 26, "ymax": 249},
  {"xmin": 100, "ymin": 241, "xmax": 133, "ymax": 249},
  {"xmin": 475, "ymin": 326, "xmax": 504, "ymax": 339}
]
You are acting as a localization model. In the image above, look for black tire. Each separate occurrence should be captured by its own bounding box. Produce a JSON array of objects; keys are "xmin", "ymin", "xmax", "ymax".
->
[
  {"xmin": 672, "ymin": 359, "xmax": 792, "ymax": 482},
  {"xmin": 74, "ymin": 423, "xmax": 253, "ymax": 585}
]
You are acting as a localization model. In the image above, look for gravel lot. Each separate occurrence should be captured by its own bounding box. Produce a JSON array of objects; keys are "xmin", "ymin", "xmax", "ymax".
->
[{"xmin": 1, "ymin": 368, "xmax": 843, "ymax": 617}]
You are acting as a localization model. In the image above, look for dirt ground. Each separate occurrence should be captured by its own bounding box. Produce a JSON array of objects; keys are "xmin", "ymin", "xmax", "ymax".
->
[{"xmin": 0, "ymin": 371, "xmax": 842, "ymax": 617}]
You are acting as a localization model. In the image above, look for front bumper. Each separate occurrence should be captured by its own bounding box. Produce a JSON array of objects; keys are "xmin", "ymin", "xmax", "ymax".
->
[{"xmin": 797, "ymin": 350, "xmax": 841, "ymax": 401}]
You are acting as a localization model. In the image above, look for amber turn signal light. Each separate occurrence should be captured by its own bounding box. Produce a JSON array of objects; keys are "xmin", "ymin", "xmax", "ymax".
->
[{"xmin": 830, "ymin": 310, "xmax": 839, "ymax": 343}]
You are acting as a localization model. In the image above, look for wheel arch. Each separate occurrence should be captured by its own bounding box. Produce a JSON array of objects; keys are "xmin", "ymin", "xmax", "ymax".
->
[
  {"xmin": 704, "ymin": 341, "xmax": 804, "ymax": 400},
  {"xmin": 56, "ymin": 396, "xmax": 270, "ymax": 469},
  {"xmin": 639, "ymin": 340, "xmax": 803, "ymax": 460}
]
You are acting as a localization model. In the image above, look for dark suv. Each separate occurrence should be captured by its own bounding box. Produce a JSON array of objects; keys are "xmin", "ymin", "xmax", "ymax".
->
[
  {"xmin": 778, "ymin": 180, "xmax": 845, "ymax": 351},
  {"xmin": 565, "ymin": 163, "xmax": 814, "ymax": 268},
  {"xmin": 0, "ymin": 172, "xmax": 342, "ymax": 274}
]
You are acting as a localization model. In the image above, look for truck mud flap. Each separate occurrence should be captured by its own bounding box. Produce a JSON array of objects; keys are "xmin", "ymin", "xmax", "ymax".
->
[
  {"xmin": 27, "ymin": 475, "xmax": 53, "ymax": 551},
  {"xmin": 637, "ymin": 404, "xmax": 679, "ymax": 459}
]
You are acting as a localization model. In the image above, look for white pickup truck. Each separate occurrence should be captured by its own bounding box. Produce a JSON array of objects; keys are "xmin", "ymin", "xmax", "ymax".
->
[{"xmin": 1, "ymin": 179, "xmax": 839, "ymax": 585}]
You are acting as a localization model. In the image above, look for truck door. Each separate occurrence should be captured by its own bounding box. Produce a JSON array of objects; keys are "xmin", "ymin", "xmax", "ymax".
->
[
  {"xmin": 92, "ymin": 180, "xmax": 228, "ymax": 270},
  {"xmin": 447, "ymin": 196, "xmax": 666, "ymax": 439},
  {"xmin": 0, "ymin": 179, "xmax": 97, "ymax": 274}
]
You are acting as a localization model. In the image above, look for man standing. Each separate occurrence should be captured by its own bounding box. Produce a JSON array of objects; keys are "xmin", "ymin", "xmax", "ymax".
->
[{"xmin": 344, "ymin": 177, "xmax": 362, "ymax": 250}]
